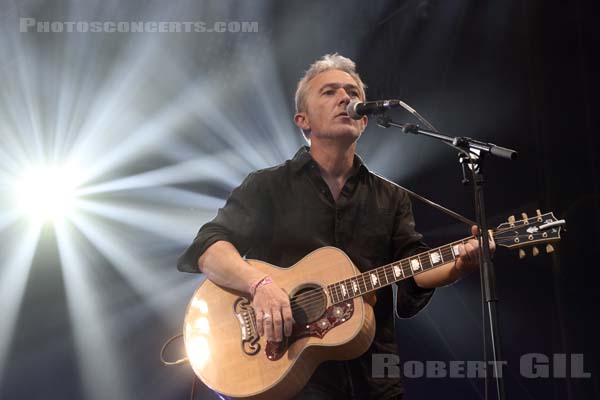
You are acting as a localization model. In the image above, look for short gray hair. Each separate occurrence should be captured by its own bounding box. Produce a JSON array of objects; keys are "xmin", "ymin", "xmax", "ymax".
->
[{"xmin": 294, "ymin": 53, "xmax": 366, "ymax": 114}]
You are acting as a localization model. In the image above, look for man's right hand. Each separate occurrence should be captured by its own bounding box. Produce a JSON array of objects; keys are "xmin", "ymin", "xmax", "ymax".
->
[
  {"xmin": 197, "ymin": 241, "xmax": 294, "ymax": 342},
  {"xmin": 253, "ymin": 282, "xmax": 294, "ymax": 342}
]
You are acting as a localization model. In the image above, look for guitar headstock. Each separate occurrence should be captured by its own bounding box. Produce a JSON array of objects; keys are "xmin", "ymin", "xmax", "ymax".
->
[{"xmin": 493, "ymin": 210, "xmax": 565, "ymax": 258}]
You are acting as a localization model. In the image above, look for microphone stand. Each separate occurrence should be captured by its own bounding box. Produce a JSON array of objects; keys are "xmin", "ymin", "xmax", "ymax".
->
[{"xmin": 377, "ymin": 114, "xmax": 517, "ymax": 400}]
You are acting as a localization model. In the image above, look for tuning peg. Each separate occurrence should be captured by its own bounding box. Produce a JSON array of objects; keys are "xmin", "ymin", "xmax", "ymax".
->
[
  {"xmin": 546, "ymin": 244, "xmax": 554, "ymax": 254},
  {"xmin": 508, "ymin": 215, "xmax": 516, "ymax": 224},
  {"xmin": 532, "ymin": 246, "xmax": 539, "ymax": 256},
  {"xmin": 536, "ymin": 209, "xmax": 543, "ymax": 221},
  {"xmin": 521, "ymin": 212, "xmax": 528, "ymax": 220},
  {"xmin": 519, "ymin": 249, "xmax": 526, "ymax": 259}
]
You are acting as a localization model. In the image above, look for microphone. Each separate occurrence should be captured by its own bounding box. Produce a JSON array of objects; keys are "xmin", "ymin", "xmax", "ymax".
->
[{"xmin": 346, "ymin": 99, "xmax": 402, "ymax": 120}]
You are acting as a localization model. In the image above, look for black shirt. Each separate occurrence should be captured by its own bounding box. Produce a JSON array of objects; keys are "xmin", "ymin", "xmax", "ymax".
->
[{"xmin": 178, "ymin": 146, "xmax": 435, "ymax": 398}]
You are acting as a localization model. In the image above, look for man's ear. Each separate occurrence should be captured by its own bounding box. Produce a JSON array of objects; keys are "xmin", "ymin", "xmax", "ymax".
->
[{"xmin": 294, "ymin": 112, "xmax": 310, "ymax": 132}]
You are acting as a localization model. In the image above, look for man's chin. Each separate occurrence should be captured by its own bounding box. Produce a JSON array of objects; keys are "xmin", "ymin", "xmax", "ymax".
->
[
  {"xmin": 335, "ymin": 126, "xmax": 362, "ymax": 139},
  {"xmin": 315, "ymin": 129, "xmax": 361, "ymax": 143}
]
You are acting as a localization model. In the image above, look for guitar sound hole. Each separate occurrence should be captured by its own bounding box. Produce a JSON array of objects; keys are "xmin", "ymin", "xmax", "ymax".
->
[{"xmin": 290, "ymin": 285, "xmax": 327, "ymax": 326}]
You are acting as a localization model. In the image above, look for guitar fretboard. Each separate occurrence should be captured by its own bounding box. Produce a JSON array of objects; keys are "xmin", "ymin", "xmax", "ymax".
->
[{"xmin": 326, "ymin": 237, "xmax": 474, "ymax": 304}]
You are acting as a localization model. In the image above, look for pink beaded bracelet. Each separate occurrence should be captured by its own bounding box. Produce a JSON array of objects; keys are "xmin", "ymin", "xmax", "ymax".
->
[{"xmin": 249, "ymin": 276, "xmax": 273, "ymax": 297}]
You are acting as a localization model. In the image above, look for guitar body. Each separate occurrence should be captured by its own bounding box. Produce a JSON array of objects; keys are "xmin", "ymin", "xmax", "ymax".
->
[{"xmin": 183, "ymin": 247, "xmax": 376, "ymax": 400}]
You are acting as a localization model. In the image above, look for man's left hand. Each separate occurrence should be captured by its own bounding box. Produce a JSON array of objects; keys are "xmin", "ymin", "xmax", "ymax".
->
[{"xmin": 454, "ymin": 225, "xmax": 496, "ymax": 278}]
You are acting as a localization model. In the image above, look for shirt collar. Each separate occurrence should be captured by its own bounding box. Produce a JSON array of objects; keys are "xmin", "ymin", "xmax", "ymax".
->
[{"xmin": 290, "ymin": 146, "xmax": 369, "ymax": 176}]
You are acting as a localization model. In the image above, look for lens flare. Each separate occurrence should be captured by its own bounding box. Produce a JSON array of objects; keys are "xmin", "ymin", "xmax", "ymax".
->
[{"xmin": 14, "ymin": 165, "xmax": 82, "ymax": 223}]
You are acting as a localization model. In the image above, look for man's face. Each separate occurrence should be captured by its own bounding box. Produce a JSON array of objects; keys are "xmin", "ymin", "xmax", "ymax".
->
[{"xmin": 295, "ymin": 69, "xmax": 367, "ymax": 143}]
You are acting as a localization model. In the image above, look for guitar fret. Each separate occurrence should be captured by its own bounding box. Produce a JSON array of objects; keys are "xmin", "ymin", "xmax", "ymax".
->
[
  {"xmin": 447, "ymin": 244, "xmax": 456, "ymax": 259},
  {"xmin": 370, "ymin": 270, "xmax": 378, "ymax": 288},
  {"xmin": 379, "ymin": 267, "xmax": 387, "ymax": 284},
  {"xmin": 344, "ymin": 280, "xmax": 352, "ymax": 299},
  {"xmin": 452, "ymin": 243, "xmax": 461, "ymax": 257},
  {"xmin": 438, "ymin": 247, "xmax": 445, "ymax": 264},
  {"xmin": 359, "ymin": 273, "xmax": 368, "ymax": 294},
  {"xmin": 378, "ymin": 267, "xmax": 388, "ymax": 285},
  {"xmin": 441, "ymin": 245, "xmax": 455, "ymax": 261},
  {"xmin": 333, "ymin": 284, "xmax": 341, "ymax": 303},
  {"xmin": 392, "ymin": 262, "xmax": 403, "ymax": 279},
  {"xmin": 339, "ymin": 280, "xmax": 349, "ymax": 299},
  {"xmin": 369, "ymin": 271, "xmax": 380, "ymax": 288},
  {"xmin": 354, "ymin": 276, "xmax": 362, "ymax": 295},
  {"xmin": 360, "ymin": 272, "xmax": 370, "ymax": 292},
  {"xmin": 328, "ymin": 285, "xmax": 337, "ymax": 304},
  {"xmin": 429, "ymin": 249, "xmax": 443, "ymax": 266},
  {"xmin": 410, "ymin": 257, "xmax": 422, "ymax": 273},
  {"xmin": 375, "ymin": 268, "xmax": 383, "ymax": 286},
  {"xmin": 365, "ymin": 271, "xmax": 372, "ymax": 289},
  {"xmin": 424, "ymin": 253, "xmax": 433, "ymax": 269},
  {"xmin": 355, "ymin": 275, "xmax": 362, "ymax": 295},
  {"xmin": 383, "ymin": 265, "xmax": 393, "ymax": 284},
  {"xmin": 418, "ymin": 253, "xmax": 430, "ymax": 270},
  {"xmin": 401, "ymin": 259, "xmax": 412, "ymax": 277},
  {"xmin": 350, "ymin": 278, "xmax": 360, "ymax": 296}
]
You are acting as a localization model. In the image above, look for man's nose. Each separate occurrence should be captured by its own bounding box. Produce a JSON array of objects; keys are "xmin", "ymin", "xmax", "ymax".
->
[{"xmin": 337, "ymin": 89, "xmax": 351, "ymax": 105}]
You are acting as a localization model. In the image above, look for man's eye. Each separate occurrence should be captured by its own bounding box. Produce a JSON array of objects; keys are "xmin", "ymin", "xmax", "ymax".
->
[
  {"xmin": 324, "ymin": 89, "xmax": 335, "ymax": 95},
  {"xmin": 350, "ymin": 91, "xmax": 359, "ymax": 97}
]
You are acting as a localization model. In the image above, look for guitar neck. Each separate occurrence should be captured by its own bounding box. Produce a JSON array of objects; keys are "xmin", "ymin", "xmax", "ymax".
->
[{"xmin": 326, "ymin": 235, "xmax": 477, "ymax": 304}]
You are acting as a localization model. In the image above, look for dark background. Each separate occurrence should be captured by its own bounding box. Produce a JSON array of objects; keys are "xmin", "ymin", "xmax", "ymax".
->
[{"xmin": 0, "ymin": 0, "xmax": 597, "ymax": 399}]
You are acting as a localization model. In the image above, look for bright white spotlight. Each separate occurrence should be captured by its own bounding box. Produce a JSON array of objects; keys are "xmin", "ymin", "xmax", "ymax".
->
[{"xmin": 14, "ymin": 166, "xmax": 82, "ymax": 223}]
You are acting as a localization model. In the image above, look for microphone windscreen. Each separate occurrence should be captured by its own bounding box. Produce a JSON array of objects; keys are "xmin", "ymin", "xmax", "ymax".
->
[{"xmin": 346, "ymin": 100, "xmax": 363, "ymax": 120}]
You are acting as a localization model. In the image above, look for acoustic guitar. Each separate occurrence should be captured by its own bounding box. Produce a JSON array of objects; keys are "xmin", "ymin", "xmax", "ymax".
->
[{"xmin": 183, "ymin": 211, "xmax": 564, "ymax": 399}]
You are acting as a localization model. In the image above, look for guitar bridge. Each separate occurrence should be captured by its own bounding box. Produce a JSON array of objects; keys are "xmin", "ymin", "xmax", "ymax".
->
[
  {"xmin": 265, "ymin": 301, "xmax": 354, "ymax": 361},
  {"xmin": 234, "ymin": 297, "xmax": 260, "ymax": 356}
]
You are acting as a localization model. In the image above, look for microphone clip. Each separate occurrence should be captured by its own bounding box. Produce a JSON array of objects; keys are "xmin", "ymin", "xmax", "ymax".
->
[
  {"xmin": 401, "ymin": 123, "xmax": 419, "ymax": 135},
  {"xmin": 376, "ymin": 113, "xmax": 392, "ymax": 128}
]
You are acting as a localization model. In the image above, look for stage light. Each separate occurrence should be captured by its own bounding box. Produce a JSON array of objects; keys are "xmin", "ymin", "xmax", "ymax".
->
[{"xmin": 13, "ymin": 165, "xmax": 82, "ymax": 223}]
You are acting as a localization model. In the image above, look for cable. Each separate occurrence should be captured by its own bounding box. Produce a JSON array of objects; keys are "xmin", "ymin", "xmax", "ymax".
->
[
  {"xmin": 190, "ymin": 375, "xmax": 197, "ymax": 400},
  {"xmin": 160, "ymin": 333, "xmax": 188, "ymax": 366},
  {"xmin": 160, "ymin": 333, "xmax": 200, "ymax": 400}
]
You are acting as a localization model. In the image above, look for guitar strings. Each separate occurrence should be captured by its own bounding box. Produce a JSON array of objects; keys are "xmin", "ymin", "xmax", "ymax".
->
[
  {"xmin": 280, "ymin": 235, "xmax": 551, "ymax": 315},
  {"xmin": 284, "ymin": 235, "xmax": 548, "ymax": 313}
]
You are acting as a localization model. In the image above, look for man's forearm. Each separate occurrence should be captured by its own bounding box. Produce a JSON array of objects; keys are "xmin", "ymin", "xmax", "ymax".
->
[
  {"xmin": 198, "ymin": 240, "xmax": 266, "ymax": 294},
  {"xmin": 414, "ymin": 262, "xmax": 461, "ymax": 288}
]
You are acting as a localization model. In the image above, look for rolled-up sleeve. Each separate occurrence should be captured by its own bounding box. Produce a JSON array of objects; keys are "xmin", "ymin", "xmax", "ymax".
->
[
  {"xmin": 391, "ymin": 190, "xmax": 435, "ymax": 318},
  {"xmin": 176, "ymin": 171, "xmax": 271, "ymax": 273}
]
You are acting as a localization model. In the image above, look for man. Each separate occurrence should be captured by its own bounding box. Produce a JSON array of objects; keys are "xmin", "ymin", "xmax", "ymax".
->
[{"xmin": 178, "ymin": 53, "xmax": 491, "ymax": 399}]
